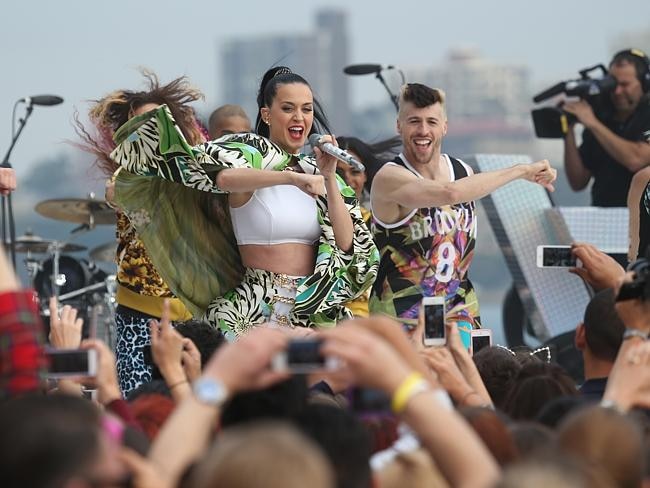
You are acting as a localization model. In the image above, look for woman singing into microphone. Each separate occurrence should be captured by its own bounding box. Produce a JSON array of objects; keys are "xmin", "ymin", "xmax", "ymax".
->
[{"xmin": 109, "ymin": 67, "xmax": 378, "ymax": 339}]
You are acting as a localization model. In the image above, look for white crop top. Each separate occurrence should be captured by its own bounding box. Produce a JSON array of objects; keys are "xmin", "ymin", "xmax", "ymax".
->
[{"xmin": 230, "ymin": 185, "xmax": 321, "ymax": 245}]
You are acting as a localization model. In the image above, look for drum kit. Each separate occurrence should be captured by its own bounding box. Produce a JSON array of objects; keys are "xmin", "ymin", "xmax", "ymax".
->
[{"xmin": 12, "ymin": 196, "xmax": 118, "ymax": 346}]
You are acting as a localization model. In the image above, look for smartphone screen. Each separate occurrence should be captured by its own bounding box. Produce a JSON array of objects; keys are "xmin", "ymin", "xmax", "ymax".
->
[
  {"xmin": 472, "ymin": 335, "xmax": 491, "ymax": 354},
  {"xmin": 424, "ymin": 303, "xmax": 445, "ymax": 340},
  {"xmin": 46, "ymin": 349, "xmax": 94, "ymax": 377},
  {"xmin": 540, "ymin": 246, "xmax": 576, "ymax": 267}
]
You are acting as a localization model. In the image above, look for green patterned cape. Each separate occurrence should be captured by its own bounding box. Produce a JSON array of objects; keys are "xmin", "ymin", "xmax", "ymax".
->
[{"xmin": 110, "ymin": 105, "xmax": 379, "ymax": 328}]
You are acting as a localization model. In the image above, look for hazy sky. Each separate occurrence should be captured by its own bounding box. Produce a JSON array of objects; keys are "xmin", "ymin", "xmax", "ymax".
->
[{"xmin": 1, "ymin": 0, "xmax": 649, "ymax": 178}]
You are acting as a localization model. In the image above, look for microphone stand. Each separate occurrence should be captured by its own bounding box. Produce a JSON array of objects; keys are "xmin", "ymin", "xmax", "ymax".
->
[
  {"xmin": 1, "ymin": 103, "xmax": 34, "ymax": 268},
  {"xmin": 376, "ymin": 71, "xmax": 399, "ymax": 111}
]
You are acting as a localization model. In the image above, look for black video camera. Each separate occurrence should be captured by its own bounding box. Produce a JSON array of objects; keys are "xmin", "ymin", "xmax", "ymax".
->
[{"xmin": 531, "ymin": 64, "xmax": 617, "ymax": 138}]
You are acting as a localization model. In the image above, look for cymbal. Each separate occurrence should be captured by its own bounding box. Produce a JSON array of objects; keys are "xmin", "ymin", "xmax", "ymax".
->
[
  {"xmin": 35, "ymin": 198, "xmax": 116, "ymax": 225},
  {"xmin": 10, "ymin": 234, "xmax": 87, "ymax": 254},
  {"xmin": 90, "ymin": 241, "xmax": 117, "ymax": 263}
]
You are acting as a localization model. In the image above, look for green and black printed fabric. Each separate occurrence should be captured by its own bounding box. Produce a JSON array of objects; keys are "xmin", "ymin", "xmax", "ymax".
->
[{"xmin": 110, "ymin": 105, "xmax": 379, "ymax": 335}]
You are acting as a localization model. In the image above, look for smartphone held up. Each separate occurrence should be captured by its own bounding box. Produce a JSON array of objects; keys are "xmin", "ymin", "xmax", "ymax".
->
[
  {"xmin": 470, "ymin": 328, "xmax": 492, "ymax": 356},
  {"xmin": 536, "ymin": 245, "xmax": 579, "ymax": 268},
  {"xmin": 272, "ymin": 339, "xmax": 339, "ymax": 374},
  {"xmin": 423, "ymin": 296, "xmax": 446, "ymax": 347},
  {"xmin": 45, "ymin": 348, "xmax": 97, "ymax": 378}
]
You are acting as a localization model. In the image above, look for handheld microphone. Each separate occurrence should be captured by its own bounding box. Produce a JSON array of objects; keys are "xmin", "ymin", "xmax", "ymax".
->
[
  {"xmin": 308, "ymin": 134, "xmax": 366, "ymax": 172},
  {"xmin": 343, "ymin": 64, "xmax": 395, "ymax": 76},
  {"xmin": 20, "ymin": 95, "xmax": 64, "ymax": 106}
]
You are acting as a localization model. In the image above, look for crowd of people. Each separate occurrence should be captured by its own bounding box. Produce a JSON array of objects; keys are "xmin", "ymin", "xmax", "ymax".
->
[{"xmin": 0, "ymin": 47, "xmax": 650, "ymax": 488}]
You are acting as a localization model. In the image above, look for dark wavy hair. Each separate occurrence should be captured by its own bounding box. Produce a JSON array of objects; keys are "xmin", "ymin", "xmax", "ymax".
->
[
  {"xmin": 336, "ymin": 136, "xmax": 401, "ymax": 192},
  {"xmin": 502, "ymin": 362, "xmax": 578, "ymax": 421},
  {"xmin": 74, "ymin": 69, "xmax": 205, "ymax": 176},
  {"xmin": 255, "ymin": 66, "xmax": 331, "ymax": 139}
]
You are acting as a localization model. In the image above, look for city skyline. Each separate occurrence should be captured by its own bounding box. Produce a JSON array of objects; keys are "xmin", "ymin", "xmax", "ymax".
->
[
  {"xmin": 1, "ymin": 0, "xmax": 648, "ymax": 179},
  {"xmin": 221, "ymin": 9, "xmax": 352, "ymax": 133},
  {"xmin": 2, "ymin": 0, "xmax": 646, "ymax": 336}
]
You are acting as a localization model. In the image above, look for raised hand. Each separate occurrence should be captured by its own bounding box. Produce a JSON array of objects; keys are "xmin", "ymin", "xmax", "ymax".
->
[
  {"xmin": 0, "ymin": 168, "xmax": 17, "ymax": 195},
  {"xmin": 149, "ymin": 300, "xmax": 189, "ymax": 397},
  {"xmin": 202, "ymin": 327, "xmax": 289, "ymax": 395},
  {"xmin": 321, "ymin": 324, "xmax": 413, "ymax": 395},
  {"xmin": 563, "ymin": 100, "xmax": 598, "ymax": 128},
  {"xmin": 603, "ymin": 341, "xmax": 650, "ymax": 412},
  {"xmin": 524, "ymin": 159, "xmax": 557, "ymax": 192},
  {"xmin": 312, "ymin": 134, "xmax": 339, "ymax": 178},
  {"xmin": 181, "ymin": 338, "xmax": 202, "ymax": 383},
  {"xmin": 81, "ymin": 339, "xmax": 121, "ymax": 405},
  {"xmin": 49, "ymin": 297, "xmax": 83, "ymax": 349},
  {"xmin": 420, "ymin": 346, "xmax": 472, "ymax": 402},
  {"xmin": 569, "ymin": 242, "xmax": 625, "ymax": 291}
]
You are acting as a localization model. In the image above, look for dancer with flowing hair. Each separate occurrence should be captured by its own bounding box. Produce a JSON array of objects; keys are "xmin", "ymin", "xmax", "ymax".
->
[{"xmin": 75, "ymin": 70, "xmax": 207, "ymax": 393}]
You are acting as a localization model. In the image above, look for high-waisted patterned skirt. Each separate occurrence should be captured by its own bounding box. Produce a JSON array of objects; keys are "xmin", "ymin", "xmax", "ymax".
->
[{"xmin": 204, "ymin": 267, "xmax": 353, "ymax": 341}]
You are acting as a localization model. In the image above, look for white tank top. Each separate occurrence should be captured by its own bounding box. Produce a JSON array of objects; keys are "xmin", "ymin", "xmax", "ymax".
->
[{"xmin": 230, "ymin": 185, "xmax": 321, "ymax": 245}]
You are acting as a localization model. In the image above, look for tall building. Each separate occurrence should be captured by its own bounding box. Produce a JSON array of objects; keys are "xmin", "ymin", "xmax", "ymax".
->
[
  {"xmin": 406, "ymin": 47, "xmax": 531, "ymax": 127},
  {"xmin": 220, "ymin": 9, "xmax": 351, "ymax": 134},
  {"xmin": 363, "ymin": 48, "xmax": 535, "ymax": 156}
]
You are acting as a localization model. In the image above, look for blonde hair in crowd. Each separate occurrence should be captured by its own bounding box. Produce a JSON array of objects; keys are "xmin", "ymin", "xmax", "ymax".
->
[{"xmin": 190, "ymin": 422, "xmax": 334, "ymax": 488}]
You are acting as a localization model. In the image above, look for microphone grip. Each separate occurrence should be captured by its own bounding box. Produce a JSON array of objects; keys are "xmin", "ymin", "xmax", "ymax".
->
[
  {"xmin": 348, "ymin": 159, "xmax": 366, "ymax": 173},
  {"xmin": 321, "ymin": 142, "xmax": 366, "ymax": 172}
]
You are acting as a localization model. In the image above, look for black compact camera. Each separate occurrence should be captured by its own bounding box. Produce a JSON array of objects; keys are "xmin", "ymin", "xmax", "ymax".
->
[
  {"xmin": 531, "ymin": 64, "xmax": 617, "ymax": 138},
  {"xmin": 617, "ymin": 255, "xmax": 650, "ymax": 302}
]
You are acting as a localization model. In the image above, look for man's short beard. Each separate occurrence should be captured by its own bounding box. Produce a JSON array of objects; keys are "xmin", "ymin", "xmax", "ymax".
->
[{"xmin": 612, "ymin": 94, "xmax": 639, "ymax": 112}]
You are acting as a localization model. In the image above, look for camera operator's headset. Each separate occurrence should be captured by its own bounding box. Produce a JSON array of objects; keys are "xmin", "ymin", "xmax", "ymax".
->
[{"xmin": 613, "ymin": 48, "xmax": 650, "ymax": 93}]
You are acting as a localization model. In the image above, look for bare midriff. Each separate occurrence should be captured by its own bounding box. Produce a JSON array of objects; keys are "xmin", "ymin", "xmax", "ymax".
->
[{"xmin": 238, "ymin": 243, "xmax": 316, "ymax": 276}]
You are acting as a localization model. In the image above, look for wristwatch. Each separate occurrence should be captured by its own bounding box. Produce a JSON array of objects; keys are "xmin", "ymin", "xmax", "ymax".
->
[
  {"xmin": 622, "ymin": 328, "xmax": 649, "ymax": 341},
  {"xmin": 193, "ymin": 377, "xmax": 229, "ymax": 407}
]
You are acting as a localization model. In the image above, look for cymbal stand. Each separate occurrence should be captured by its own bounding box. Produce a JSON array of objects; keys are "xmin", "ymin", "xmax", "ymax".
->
[
  {"xmin": 48, "ymin": 241, "xmax": 66, "ymax": 303},
  {"xmin": 23, "ymin": 250, "xmax": 40, "ymax": 280},
  {"xmin": 102, "ymin": 275, "xmax": 117, "ymax": 348}
]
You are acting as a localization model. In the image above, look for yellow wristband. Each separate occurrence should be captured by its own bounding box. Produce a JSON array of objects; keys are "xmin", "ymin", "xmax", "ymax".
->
[{"xmin": 391, "ymin": 372, "xmax": 430, "ymax": 414}]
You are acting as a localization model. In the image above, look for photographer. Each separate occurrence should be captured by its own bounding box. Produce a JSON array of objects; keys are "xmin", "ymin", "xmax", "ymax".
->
[{"xmin": 563, "ymin": 49, "xmax": 650, "ymax": 207}]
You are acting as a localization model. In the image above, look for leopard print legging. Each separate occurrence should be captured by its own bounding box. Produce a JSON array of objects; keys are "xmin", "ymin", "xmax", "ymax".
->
[{"xmin": 114, "ymin": 305, "xmax": 154, "ymax": 396}]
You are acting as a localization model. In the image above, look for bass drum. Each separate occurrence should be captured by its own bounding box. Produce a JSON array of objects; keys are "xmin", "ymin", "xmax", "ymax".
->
[
  {"xmin": 34, "ymin": 255, "xmax": 106, "ymax": 299},
  {"xmin": 35, "ymin": 256, "xmax": 109, "ymax": 341}
]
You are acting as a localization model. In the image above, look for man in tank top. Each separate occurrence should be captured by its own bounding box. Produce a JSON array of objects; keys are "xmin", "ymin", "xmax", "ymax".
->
[{"xmin": 370, "ymin": 83, "xmax": 557, "ymax": 347}]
